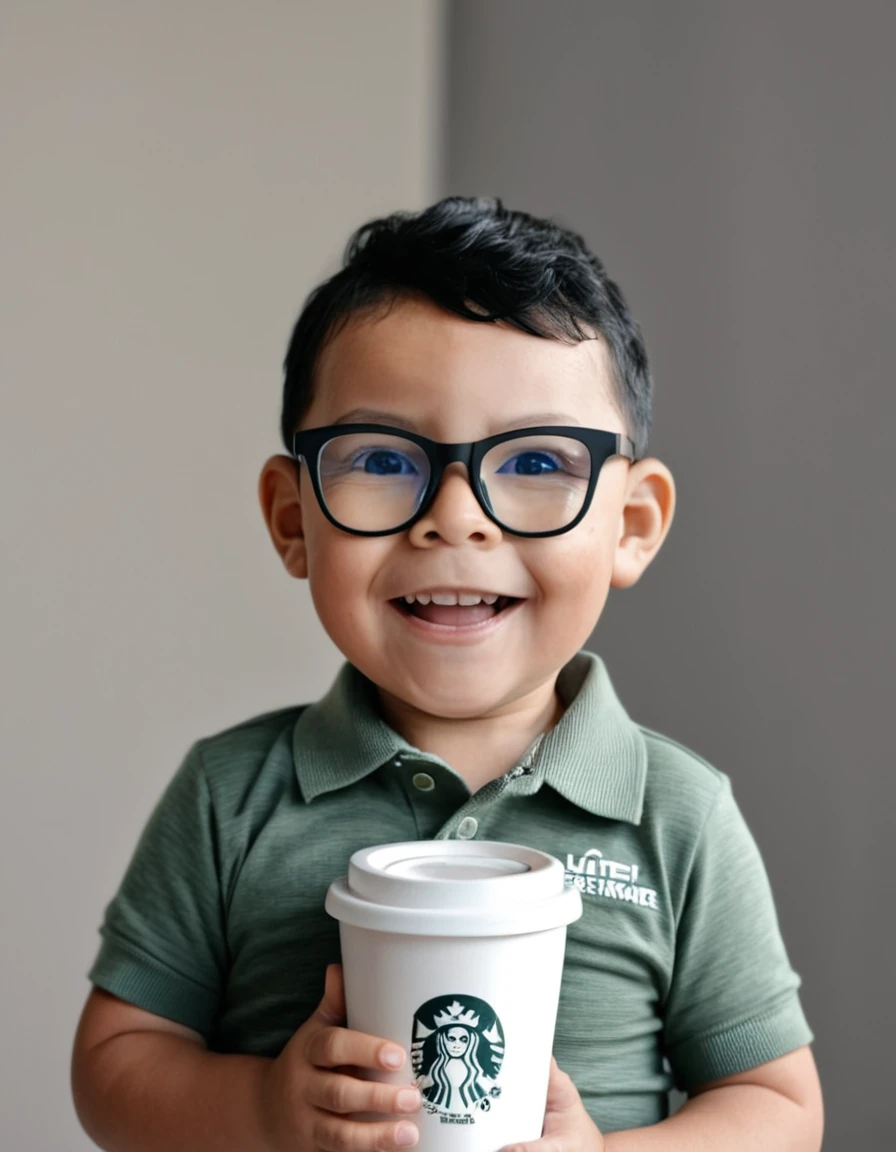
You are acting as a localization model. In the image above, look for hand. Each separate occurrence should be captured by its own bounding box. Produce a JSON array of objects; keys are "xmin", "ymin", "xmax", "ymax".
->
[
  {"xmin": 501, "ymin": 1057, "xmax": 605, "ymax": 1152},
  {"xmin": 259, "ymin": 964, "xmax": 421, "ymax": 1151}
]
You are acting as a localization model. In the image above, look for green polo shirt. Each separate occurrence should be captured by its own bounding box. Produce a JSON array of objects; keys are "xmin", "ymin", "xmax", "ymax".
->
[{"xmin": 88, "ymin": 651, "xmax": 812, "ymax": 1133}]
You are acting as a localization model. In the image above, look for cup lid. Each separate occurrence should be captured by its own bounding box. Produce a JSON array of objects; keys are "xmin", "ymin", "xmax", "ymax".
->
[{"xmin": 326, "ymin": 840, "xmax": 582, "ymax": 936}]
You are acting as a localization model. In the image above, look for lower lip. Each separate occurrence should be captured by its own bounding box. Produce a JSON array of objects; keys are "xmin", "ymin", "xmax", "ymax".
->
[{"xmin": 387, "ymin": 599, "xmax": 525, "ymax": 645}]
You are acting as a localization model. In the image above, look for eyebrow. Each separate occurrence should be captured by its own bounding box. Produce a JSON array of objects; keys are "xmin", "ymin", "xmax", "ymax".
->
[
  {"xmin": 331, "ymin": 407, "xmax": 585, "ymax": 432},
  {"xmin": 501, "ymin": 413, "xmax": 585, "ymax": 430},
  {"xmin": 332, "ymin": 408, "xmax": 419, "ymax": 430}
]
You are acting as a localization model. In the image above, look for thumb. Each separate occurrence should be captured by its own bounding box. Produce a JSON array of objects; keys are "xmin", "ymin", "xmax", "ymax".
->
[
  {"xmin": 543, "ymin": 1056, "xmax": 583, "ymax": 1117},
  {"xmin": 315, "ymin": 963, "xmax": 347, "ymax": 1026}
]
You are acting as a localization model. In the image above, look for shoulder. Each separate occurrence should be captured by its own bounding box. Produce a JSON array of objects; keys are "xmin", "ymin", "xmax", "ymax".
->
[
  {"xmin": 194, "ymin": 703, "xmax": 306, "ymax": 762},
  {"xmin": 638, "ymin": 725, "xmax": 729, "ymax": 808},
  {"xmin": 632, "ymin": 726, "xmax": 774, "ymax": 913},
  {"xmin": 634, "ymin": 725, "xmax": 738, "ymax": 867},
  {"xmin": 187, "ymin": 703, "xmax": 308, "ymax": 815}
]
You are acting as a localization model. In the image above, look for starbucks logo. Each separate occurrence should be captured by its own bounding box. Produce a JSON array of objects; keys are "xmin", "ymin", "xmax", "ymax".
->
[{"xmin": 411, "ymin": 995, "xmax": 504, "ymax": 1122}]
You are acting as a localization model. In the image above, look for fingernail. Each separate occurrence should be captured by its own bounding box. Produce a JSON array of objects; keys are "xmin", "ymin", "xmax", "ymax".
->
[
  {"xmin": 396, "ymin": 1088, "xmax": 420, "ymax": 1112},
  {"xmin": 395, "ymin": 1123, "xmax": 418, "ymax": 1147},
  {"xmin": 381, "ymin": 1047, "xmax": 405, "ymax": 1069}
]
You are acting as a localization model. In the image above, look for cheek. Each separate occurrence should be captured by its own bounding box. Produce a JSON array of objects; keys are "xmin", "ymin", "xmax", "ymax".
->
[
  {"xmin": 521, "ymin": 525, "xmax": 617, "ymax": 650},
  {"xmin": 303, "ymin": 524, "xmax": 391, "ymax": 619},
  {"xmin": 537, "ymin": 476, "xmax": 625, "ymax": 597},
  {"xmin": 531, "ymin": 524, "xmax": 617, "ymax": 599}
]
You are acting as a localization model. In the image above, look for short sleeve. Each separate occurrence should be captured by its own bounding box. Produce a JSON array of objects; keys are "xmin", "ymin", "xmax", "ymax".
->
[
  {"xmin": 663, "ymin": 775, "xmax": 813, "ymax": 1091},
  {"xmin": 88, "ymin": 743, "xmax": 227, "ymax": 1041}
]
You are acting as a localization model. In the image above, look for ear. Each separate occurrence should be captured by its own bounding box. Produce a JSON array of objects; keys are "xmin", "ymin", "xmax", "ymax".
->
[
  {"xmin": 610, "ymin": 457, "xmax": 676, "ymax": 589},
  {"xmin": 258, "ymin": 455, "xmax": 308, "ymax": 579}
]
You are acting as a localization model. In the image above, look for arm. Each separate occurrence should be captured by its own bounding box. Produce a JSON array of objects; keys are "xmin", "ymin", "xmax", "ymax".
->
[
  {"xmin": 502, "ymin": 1047, "xmax": 823, "ymax": 1152},
  {"xmin": 72, "ymin": 988, "xmax": 271, "ymax": 1152},
  {"xmin": 605, "ymin": 1046, "xmax": 823, "ymax": 1151},
  {"xmin": 72, "ymin": 967, "xmax": 422, "ymax": 1152}
]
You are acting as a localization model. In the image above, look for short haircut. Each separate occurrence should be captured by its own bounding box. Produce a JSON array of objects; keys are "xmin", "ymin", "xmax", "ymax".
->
[{"xmin": 280, "ymin": 196, "xmax": 653, "ymax": 456}]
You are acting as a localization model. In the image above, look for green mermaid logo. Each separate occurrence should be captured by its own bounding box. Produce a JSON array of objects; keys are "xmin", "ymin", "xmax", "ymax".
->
[{"xmin": 411, "ymin": 995, "xmax": 504, "ymax": 1120}]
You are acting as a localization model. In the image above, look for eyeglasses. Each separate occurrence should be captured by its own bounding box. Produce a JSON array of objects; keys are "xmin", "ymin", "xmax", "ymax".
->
[{"xmin": 291, "ymin": 423, "xmax": 636, "ymax": 538}]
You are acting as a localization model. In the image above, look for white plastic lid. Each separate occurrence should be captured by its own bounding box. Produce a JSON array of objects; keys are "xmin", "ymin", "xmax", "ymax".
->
[{"xmin": 326, "ymin": 840, "xmax": 582, "ymax": 937}]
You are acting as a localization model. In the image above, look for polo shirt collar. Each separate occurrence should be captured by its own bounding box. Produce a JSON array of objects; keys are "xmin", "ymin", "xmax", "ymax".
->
[
  {"xmin": 292, "ymin": 650, "xmax": 647, "ymax": 824},
  {"xmin": 532, "ymin": 651, "xmax": 647, "ymax": 824},
  {"xmin": 292, "ymin": 662, "xmax": 417, "ymax": 802}
]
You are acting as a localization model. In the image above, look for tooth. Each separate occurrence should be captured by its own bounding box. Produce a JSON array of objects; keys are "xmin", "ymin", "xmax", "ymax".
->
[
  {"xmin": 482, "ymin": 594, "xmax": 498, "ymax": 605},
  {"xmin": 403, "ymin": 595, "xmax": 415, "ymax": 604},
  {"xmin": 431, "ymin": 593, "xmax": 458, "ymax": 606},
  {"xmin": 458, "ymin": 593, "xmax": 482, "ymax": 606},
  {"xmin": 414, "ymin": 593, "xmax": 432, "ymax": 605}
]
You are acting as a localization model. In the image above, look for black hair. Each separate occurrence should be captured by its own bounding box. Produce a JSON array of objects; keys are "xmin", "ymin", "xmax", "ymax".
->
[{"xmin": 280, "ymin": 196, "xmax": 652, "ymax": 456}]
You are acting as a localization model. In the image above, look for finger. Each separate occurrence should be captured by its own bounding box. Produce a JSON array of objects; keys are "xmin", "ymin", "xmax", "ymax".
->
[
  {"xmin": 315, "ymin": 1114, "xmax": 419, "ymax": 1151},
  {"xmin": 308, "ymin": 1071, "xmax": 421, "ymax": 1117},
  {"xmin": 308, "ymin": 1024, "xmax": 408, "ymax": 1073},
  {"xmin": 500, "ymin": 1061, "xmax": 591, "ymax": 1152},
  {"xmin": 543, "ymin": 1056, "xmax": 584, "ymax": 1117},
  {"xmin": 500, "ymin": 1138, "xmax": 566, "ymax": 1152},
  {"xmin": 502, "ymin": 1144, "xmax": 563, "ymax": 1152},
  {"xmin": 314, "ymin": 964, "xmax": 347, "ymax": 1026}
]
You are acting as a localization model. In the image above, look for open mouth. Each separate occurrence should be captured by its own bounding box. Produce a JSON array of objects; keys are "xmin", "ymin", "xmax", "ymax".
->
[{"xmin": 392, "ymin": 594, "xmax": 522, "ymax": 626}]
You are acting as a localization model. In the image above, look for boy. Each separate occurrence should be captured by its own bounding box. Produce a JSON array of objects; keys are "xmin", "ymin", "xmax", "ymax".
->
[{"xmin": 72, "ymin": 197, "xmax": 823, "ymax": 1150}]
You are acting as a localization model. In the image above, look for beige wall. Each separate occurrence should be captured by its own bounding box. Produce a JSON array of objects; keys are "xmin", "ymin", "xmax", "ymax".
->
[{"xmin": 0, "ymin": 2, "xmax": 442, "ymax": 1144}]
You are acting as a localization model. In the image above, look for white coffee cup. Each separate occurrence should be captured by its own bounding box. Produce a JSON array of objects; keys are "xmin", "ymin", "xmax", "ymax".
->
[{"xmin": 326, "ymin": 840, "xmax": 582, "ymax": 1151}]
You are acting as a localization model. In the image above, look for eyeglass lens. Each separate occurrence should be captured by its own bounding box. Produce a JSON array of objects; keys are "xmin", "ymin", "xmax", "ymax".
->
[{"xmin": 316, "ymin": 431, "xmax": 592, "ymax": 533}]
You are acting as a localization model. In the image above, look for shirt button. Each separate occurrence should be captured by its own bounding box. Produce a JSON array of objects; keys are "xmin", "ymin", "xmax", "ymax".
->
[
  {"xmin": 412, "ymin": 772, "xmax": 435, "ymax": 792},
  {"xmin": 456, "ymin": 817, "xmax": 478, "ymax": 839}
]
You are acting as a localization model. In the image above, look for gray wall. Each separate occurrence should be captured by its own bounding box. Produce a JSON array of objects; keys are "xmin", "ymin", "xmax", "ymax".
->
[{"xmin": 445, "ymin": 2, "xmax": 893, "ymax": 1147}]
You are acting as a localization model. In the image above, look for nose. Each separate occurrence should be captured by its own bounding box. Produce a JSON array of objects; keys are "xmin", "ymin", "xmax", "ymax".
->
[{"xmin": 407, "ymin": 463, "xmax": 503, "ymax": 548}]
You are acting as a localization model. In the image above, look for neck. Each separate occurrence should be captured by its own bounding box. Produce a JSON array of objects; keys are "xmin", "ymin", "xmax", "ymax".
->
[{"xmin": 377, "ymin": 679, "xmax": 564, "ymax": 793}]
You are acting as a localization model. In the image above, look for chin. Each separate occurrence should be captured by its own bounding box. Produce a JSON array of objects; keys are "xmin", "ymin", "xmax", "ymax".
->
[{"xmin": 408, "ymin": 680, "xmax": 529, "ymax": 719}]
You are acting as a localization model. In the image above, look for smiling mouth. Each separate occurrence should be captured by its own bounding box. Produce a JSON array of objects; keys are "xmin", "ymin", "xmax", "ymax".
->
[{"xmin": 392, "ymin": 594, "xmax": 522, "ymax": 625}]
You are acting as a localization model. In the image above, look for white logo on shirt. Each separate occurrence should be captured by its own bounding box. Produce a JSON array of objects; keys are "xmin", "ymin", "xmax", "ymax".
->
[{"xmin": 564, "ymin": 848, "xmax": 659, "ymax": 911}]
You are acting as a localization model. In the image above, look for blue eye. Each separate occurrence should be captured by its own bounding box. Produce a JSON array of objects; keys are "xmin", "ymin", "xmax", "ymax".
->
[
  {"xmin": 356, "ymin": 449, "xmax": 420, "ymax": 476},
  {"xmin": 497, "ymin": 451, "xmax": 561, "ymax": 476}
]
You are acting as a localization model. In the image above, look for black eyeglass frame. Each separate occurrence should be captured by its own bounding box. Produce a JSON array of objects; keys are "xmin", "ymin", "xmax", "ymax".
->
[{"xmin": 291, "ymin": 423, "xmax": 638, "ymax": 538}]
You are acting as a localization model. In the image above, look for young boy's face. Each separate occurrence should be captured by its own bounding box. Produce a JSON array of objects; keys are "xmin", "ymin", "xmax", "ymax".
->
[{"xmin": 261, "ymin": 295, "xmax": 673, "ymax": 723}]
